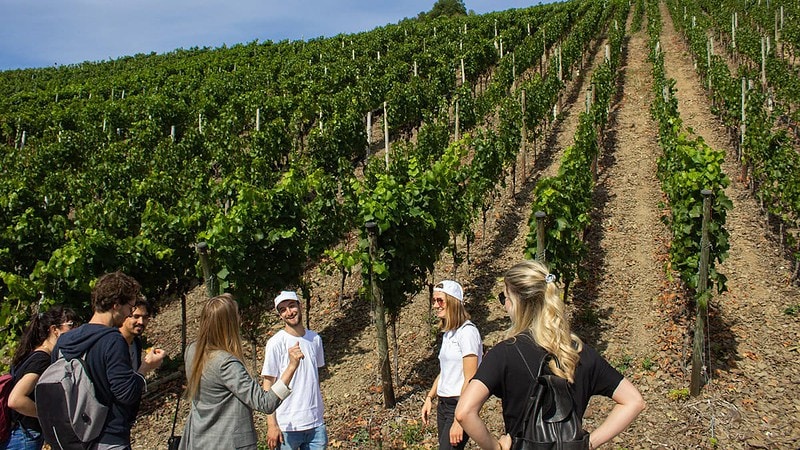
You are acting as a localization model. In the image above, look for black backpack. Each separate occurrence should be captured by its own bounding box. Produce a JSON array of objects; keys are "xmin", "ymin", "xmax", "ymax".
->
[{"xmin": 511, "ymin": 343, "xmax": 589, "ymax": 450}]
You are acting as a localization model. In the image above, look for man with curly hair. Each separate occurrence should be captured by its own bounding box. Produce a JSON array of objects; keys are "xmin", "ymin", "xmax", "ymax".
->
[{"xmin": 51, "ymin": 271, "xmax": 165, "ymax": 450}]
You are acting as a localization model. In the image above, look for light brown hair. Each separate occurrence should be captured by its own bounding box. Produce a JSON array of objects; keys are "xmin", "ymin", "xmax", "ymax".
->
[
  {"xmin": 435, "ymin": 292, "xmax": 470, "ymax": 332},
  {"xmin": 186, "ymin": 293, "xmax": 245, "ymax": 400}
]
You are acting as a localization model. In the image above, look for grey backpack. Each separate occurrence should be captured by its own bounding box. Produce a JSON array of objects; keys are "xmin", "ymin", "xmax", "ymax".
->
[{"xmin": 36, "ymin": 344, "xmax": 110, "ymax": 449}]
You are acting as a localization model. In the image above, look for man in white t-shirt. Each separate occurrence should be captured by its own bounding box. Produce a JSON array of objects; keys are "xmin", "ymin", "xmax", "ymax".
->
[{"xmin": 261, "ymin": 290, "xmax": 327, "ymax": 450}]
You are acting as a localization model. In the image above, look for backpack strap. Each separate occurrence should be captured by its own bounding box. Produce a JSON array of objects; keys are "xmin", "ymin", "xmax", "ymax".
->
[
  {"xmin": 509, "ymin": 339, "xmax": 549, "ymax": 438},
  {"xmin": 512, "ymin": 336, "xmax": 549, "ymax": 381},
  {"xmin": 60, "ymin": 327, "xmax": 119, "ymax": 363}
]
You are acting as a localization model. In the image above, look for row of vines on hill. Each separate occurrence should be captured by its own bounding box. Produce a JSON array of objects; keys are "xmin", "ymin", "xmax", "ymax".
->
[
  {"xmin": 523, "ymin": 3, "xmax": 629, "ymax": 300},
  {"xmin": 668, "ymin": 0, "xmax": 800, "ymax": 283},
  {"xmin": 647, "ymin": 0, "xmax": 731, "ymax": 297},
  {"xmin": 649, "ymin": 0, "xmax": 732, "ymax": 395},
  {"xmin": 0, "ymin": 1, "xmax": 600, "ymax": 364}
]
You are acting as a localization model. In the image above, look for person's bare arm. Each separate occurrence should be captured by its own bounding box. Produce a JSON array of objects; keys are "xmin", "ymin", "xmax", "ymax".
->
[
  {"xmin": 421, "ymin": 374, "xmax": 440, "ymax": 425},
  {"xmin": 261, "ymin": 376, "xmax": 283, "ymax": 450},
  {"xmin": 8, "ymin": 373, "xmax": 39, "ymax": 417},
  {"xmin": 449, "ymin": 354, "xmax": 479, "ymax": 445},
  {"xmin": 455, "ymin": 379, "xmax": 509, "ymax": 450},
  {"xmin": 588, "ymin": 379, "xmax": 645, "ymax": 449}
]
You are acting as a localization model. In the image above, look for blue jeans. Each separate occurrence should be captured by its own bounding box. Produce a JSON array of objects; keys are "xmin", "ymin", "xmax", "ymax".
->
[
  {"xmin": 3, "ymin": 426, "xmax": 43, "ymax": 450},
  {"xmin": 279, "ymin": 424, "xmax": 328, "ymax": 450}
]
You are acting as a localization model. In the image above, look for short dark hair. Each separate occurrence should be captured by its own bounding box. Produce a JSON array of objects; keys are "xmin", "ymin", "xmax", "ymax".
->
[
  {"xmin": 134, "ymin": 297, "xmax": 151, "ymax": 312},
  {"xmin": 92, "ymin": 271, "xmax": 141, "ymax": 313}
]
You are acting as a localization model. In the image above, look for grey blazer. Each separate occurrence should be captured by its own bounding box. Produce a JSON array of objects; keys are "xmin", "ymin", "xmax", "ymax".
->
[{"xmin": 179, "ymin": 343, "xmax": 288, "ymax": 449}]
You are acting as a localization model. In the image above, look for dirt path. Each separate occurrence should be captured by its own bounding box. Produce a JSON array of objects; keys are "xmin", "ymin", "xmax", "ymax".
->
[{"xmin": 567, "ymin": 10, "xmax": 677, "ymax": 447}]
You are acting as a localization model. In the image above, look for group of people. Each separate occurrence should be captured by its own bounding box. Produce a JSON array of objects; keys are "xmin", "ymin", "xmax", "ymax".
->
[
  {"xmin": 1, "ymin": 272, "xmax": 327, "ymax": 450},
  {"xmin": 2, "ymin": 259, "xmax": 644, "ymax": 450},
  {"xmin": 2, "ymin": 272, "xmax": 165, "ymax": 450},
  {"xmin": 424, "ymin": 260, "xmax": 645, "ymax": 450}
]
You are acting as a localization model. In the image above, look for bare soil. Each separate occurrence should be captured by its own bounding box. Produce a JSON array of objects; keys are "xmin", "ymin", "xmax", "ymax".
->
[{"xmin": 129, "ymin": 4, "xmax": 800, "ymax": 449}]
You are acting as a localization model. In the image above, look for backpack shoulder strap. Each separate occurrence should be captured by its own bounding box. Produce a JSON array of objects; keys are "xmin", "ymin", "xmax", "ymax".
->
[
  {"xmin": 509, "ymin": 338, "xmax": 550, "ymax": 438},
  {"xmin": 511, "ymin": 336, "xmax": 549, "ymax": 381}
]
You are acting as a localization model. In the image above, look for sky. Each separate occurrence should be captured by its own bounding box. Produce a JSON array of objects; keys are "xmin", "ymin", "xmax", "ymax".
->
[{"xmin": 0, "ymin": 0, "xmax": 555, "ymax": 71}]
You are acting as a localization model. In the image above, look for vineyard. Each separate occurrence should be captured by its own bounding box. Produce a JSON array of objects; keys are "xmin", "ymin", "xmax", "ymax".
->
[{"xmin": 1, "ymin": 0, "xmax": 799, "ymax": 448}]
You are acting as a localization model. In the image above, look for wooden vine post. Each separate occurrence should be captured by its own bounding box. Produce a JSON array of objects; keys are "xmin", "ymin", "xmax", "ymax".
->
[
  {"xmin": 180, "ymin": 293, "xmax": 187, "ymax": 357},
  {"xmin": 366, "ymin": 110, "xmax": 372, "ymax": 160},
  {"xmin": 557, "ymin": 46, "xmax": 563, "ymax": 115},
  {"xmin": 365, "ymin": 222, "xmax": 396, "ymax": 408},
  {"xmin": 383, "ymin": 102, "xmax": 390, "ymax": 169},
  {"xmin": 196, "ymin": 241, "xmax": 216, "ymax": 298},
  {"xmin": 455, "ymin": 100, "xmax": 460, "ymax": 141},
  {"xmin": 740, "ymin": 77, "xmax": 747, "ymax": 180},
  {"xmin": 761, "ymin": 37, "xmax": 767, "ymax": 87},
  {"xmin": 521, "ymin": 89, "xmax": 527, "ymax": 177},
  {"xmin": 691, "ymin": 190, "xmax": 713, "ymax": 397},
  {"xmin": 535, "ymin": 211, "xmax": 547, "ymax": 263}
]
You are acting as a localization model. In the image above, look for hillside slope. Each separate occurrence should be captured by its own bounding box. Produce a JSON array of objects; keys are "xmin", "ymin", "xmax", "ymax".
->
[{"xmin": 129, "ymin": 4, "xmax": 800, "ymax": 449}]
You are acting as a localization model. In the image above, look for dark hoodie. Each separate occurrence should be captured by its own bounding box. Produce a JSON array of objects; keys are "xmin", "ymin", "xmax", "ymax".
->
[{"xmin": 53, "ymin": 323, "xmax": 146, "ymax": 446}]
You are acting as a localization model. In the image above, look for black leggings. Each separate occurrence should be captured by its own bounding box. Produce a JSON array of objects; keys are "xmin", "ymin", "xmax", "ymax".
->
[{"xmin": 437, "ymin": 396, "xmax": 469, "ymax": 450}]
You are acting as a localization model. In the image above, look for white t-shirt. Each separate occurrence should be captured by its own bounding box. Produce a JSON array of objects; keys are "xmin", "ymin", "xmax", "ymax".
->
[
  {"xmin": 261, "ymin": 329, "xmax": 325, "ymax": 431},
  {"xmin": 437, "ymin": 320, "xmax": 482, "ymax": 398}
]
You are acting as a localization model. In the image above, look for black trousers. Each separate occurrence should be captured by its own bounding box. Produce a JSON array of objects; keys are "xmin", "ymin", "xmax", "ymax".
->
[{"xmin": 437, "ymin": 396, "xmax": 469, "ymax": 450}]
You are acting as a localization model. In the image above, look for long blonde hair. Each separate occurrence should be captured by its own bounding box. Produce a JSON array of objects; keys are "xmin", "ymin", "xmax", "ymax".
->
[
  {"xmin": 504, "ymin": 260, "xmax": 582, "ymax": 382},
  {"xmin": 186, "ymin": 293, "xmax": 245, "ymax": 400}
]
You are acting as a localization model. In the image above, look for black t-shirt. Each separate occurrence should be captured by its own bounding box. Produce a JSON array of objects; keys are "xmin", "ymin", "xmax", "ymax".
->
[
  {"xmin": 473, "ymin": 335, "xmax": 623, "ymax": 435},
  {"xmin": 11, "ymin": 350, "xmax": 52, "ymax": 432}
]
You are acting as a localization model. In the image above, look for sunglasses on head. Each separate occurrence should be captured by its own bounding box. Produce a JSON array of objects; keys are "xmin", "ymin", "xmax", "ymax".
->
[{"xmin": 498, "ymin": 291, "xmax": 506, "ymax": 306}]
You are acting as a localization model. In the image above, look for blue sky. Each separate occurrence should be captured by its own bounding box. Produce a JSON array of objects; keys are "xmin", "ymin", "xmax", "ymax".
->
[{"xmin": 0, "ymin": 0, "xmax": 553, "ymax": 71}]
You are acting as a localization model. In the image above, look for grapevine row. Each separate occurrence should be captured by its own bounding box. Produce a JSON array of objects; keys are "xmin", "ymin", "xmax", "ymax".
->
[
  {"xmin": 648, "ymin": 0, "xmax": 731, "ymax": 295},
  {"xmin": 523, "ymin": 1, "xmax": 629, "ymax": 299},
  {"xmin": 668, "ymin": 0, "xmax": 800, "ymax": 283}
]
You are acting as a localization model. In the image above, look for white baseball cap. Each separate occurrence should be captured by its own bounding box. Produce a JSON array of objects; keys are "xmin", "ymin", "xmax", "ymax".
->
[
  {"xmin": 433, "ymin": 280, "xmax": 464, "ymax": 303},
  {"xmin": 274, "ymin": 290, "xmax": 299, "ymax": 311}
]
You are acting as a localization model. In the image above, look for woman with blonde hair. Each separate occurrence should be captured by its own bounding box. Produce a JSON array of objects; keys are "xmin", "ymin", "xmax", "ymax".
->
[
  {"xmin": 179, "ymin": 294, "xmax": 303, "ymax": 450},
  {"xmin": 421, "ymin": 280, "xmax": 482, "ymax": 450},
  {"xmin": 455, "ymin": 260, "xmax": 645, "ymax": 450}
]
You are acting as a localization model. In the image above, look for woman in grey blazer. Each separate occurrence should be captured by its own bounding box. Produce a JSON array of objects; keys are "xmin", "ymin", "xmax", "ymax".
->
[{"xmin": 179, "ymin": 294, "xmax": 304, "ymax": 450}]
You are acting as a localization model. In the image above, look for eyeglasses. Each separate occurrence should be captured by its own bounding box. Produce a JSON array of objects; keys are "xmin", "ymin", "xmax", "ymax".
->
[{"xmin": 498, "ymin": 292, "xmax": 506, "ymax": 306}]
